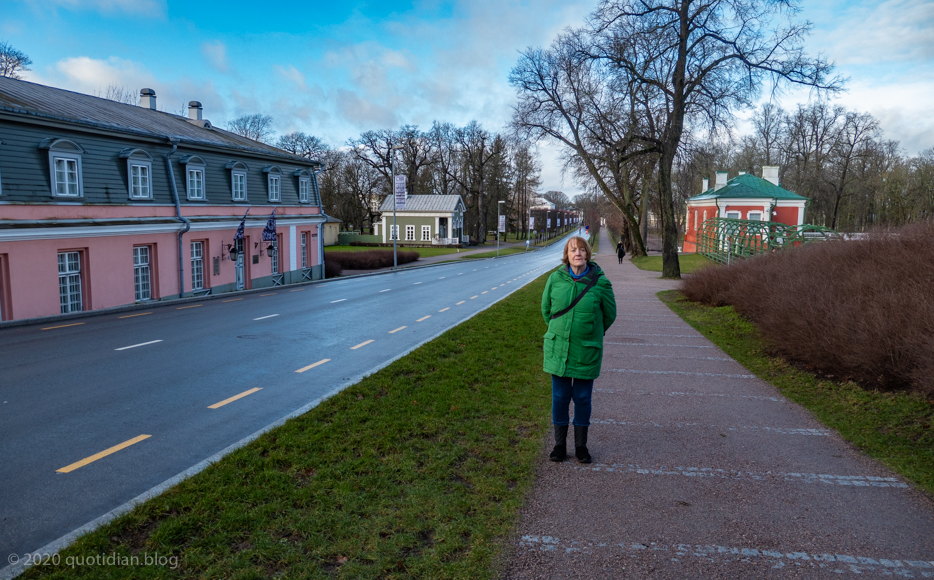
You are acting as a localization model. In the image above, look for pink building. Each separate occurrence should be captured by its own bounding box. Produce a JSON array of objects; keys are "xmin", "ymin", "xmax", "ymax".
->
[{"xmin": 0, "ymin": 77, "xmax": 326, "ymax": 323}]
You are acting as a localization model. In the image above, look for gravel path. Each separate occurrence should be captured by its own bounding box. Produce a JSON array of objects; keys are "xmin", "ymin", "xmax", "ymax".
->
[{"xmin": 505, "ymin": 228, "xmax": 934, "ymax": 579}]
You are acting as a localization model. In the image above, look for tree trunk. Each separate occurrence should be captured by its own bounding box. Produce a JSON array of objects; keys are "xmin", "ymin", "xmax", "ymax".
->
[{"xmin": 657, "ymin": 151, "xmax": 682, "ymax": 278}]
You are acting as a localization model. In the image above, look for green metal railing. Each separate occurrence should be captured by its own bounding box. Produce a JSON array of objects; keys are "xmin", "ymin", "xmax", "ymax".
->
[{"xmin": 696, "ymin": 218, "xmax": 841, "ymax": 264}]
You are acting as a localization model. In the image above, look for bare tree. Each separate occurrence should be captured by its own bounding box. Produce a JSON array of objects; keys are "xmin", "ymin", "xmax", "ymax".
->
[
  {"xmin": 95, "ymin": 84, "xmax": 138, "ymax": 105},
  {"xmin": 543, "ymin": 191, "xmax": 572, "ymax": 210},
  {"xmin": 276, "ymin": 132, "xmax": 328, "ymax": 159},
  {"xmin": 0, "ymin": 41, "xmax": 32, "ymax": 79},
  {"xmin": 589, "ymin": 0, "xmax": 841, "ymax": 277},
  {"xmin": 227, "ymin": 114, "xmax": 275, "ymax": 143}
]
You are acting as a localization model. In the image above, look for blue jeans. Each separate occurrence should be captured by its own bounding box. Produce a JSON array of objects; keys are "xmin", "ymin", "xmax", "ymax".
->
[{"xmin": 551, "ymin": 375, "xmax": 594, "ymax": 427}]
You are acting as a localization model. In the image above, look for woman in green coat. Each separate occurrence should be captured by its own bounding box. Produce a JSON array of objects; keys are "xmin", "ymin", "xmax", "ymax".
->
[{"xmin": 541, "ymin": 236, "xmax": 617, "ymax": 463}]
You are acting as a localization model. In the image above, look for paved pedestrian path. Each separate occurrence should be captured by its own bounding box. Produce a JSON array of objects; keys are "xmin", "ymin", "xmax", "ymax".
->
[{"xmin": 506, "ymin": 228, "xmax": 934, "ymax": 579}]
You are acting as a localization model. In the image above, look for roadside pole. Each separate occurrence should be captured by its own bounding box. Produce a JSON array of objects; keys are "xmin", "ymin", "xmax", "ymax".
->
[
  {"xmin": 497, "ymin": 200, "xmax": 505, "ymax": 257},
  {"xmin": 390, "ymin": 144, "xmax": 404, "ymax": 269}
]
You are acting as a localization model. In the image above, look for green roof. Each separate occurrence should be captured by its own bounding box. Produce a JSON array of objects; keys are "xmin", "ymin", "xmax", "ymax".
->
[{"xmin": 687, "ymin": 173, "xmax": 807, "ymax": 201}]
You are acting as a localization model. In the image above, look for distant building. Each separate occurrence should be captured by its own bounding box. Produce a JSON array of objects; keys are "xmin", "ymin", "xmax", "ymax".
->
[
  {"xmin": 0, "ymin": 77, "xmax": 325, "ymax": 322},
  {"xmin": 682, "ymin": 166, "xmax": 808, "ymax": 253},
  {"xmin": 377, "ymin": 195, "xmax": 466, "ymax": 245}
]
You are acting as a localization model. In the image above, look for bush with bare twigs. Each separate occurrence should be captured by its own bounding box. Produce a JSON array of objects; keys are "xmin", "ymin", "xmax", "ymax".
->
[
  {"xmin": 681, "ymin": 221, "xmax": 934, "ymax": 396},
  {"xmin": 326, "ymin": 250, "xmax": 420, "ymax": 271}
]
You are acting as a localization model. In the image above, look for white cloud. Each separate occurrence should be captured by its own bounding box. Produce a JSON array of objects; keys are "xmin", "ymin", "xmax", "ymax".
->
[
  {"xmin": 51, "ymin": 55, "xmax": 157, "ymax": 95},
  {"xmin": 23, "ymin": 0, "xmax": 166, "ymax": 18},
  {"xmin": 274, "ymin": 64, "xmax": 307, "ymax": 90},
  {"xmin": 201, "ymin": 41, "xmax": 228, "ymax": 73}
]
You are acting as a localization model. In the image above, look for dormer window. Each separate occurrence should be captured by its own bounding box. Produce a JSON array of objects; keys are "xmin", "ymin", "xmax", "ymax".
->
[
  {"xmin": 40, "ymin": 138, "xmax": 85, "ymax": 198},
  {"xmin": 180, "ymin": 155, "xmax": 207, "ymax": 201},
  {"xmin": 264, "ymin": 165, "xmax": 281, "ymax": 203},
  {"xmin": 226, "ymin": 161, "xmax": 249, "ymax": 202},
  {"xmin": 120, "ymin": 148, "xmax": 153, "ymax": 200},
  {"xmin": 294, "ymin": 169, "xmax": 312, "ymax": 203}
]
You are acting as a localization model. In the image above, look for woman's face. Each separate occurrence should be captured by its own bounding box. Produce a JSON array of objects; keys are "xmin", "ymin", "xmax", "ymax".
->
[{"xmin": 568, "ymin": 243, "xmax": 587, "ymax": 268}]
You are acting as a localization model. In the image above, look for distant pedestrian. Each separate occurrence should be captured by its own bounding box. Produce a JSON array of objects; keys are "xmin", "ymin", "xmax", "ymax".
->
[
  {"xmin": 541, "ymin": 236, "xmax": 617, "ymax": 463},
  {"xmin": 616, "ymin": 240, "xmax": 626, "ymax": 264}
]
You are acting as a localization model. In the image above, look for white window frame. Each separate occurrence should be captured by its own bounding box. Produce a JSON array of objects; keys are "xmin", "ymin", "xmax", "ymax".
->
[
  {"xmin": 421, "ymin": 225, "xmax": 431, "ymax": 241},
  {"xmin": 133, "ymin": 246, "xmax": 152, "ymax": 301},
  {"xmin": 270, "ymin": 236, "xmax": 280, "ymax": 274},
  {"xmin": 268, "ymin": 174, "xmax": 281, "ymax": 202},
  {"xmin": 390, "ymin": 225, "xmax": 399, "ymax": 241},
  {"xmin": 301, "ymin": 232, "xmax": 308, "ymax": 268},
  {"xmin": 51, "ymin": 152, "xmax": 83, "ymax": 198},
  {"xmin": 405, "ymin": 225, "xmax": 415, "ymax": 241},
  {"xmin": 299, "ymin": 177, "xmax": 310, "ymax": 203},
  {"xmin": 726, "ymin": 211, "xmax": 740, "ymax": 219},
  {"xmin": 747, "ymin": 211, "xmax": 763, "ymax": 221},
  {"xmin": 232, "ymin": 170, "xmax": 247, "ymax": 201},
  {"xmin": 187, "ymin": 166, "xmax": 205, "ymax": 201},
  {"xmin": 129, "ymin": 161, "xmax": 152, "ymax": 200},
  {"xmin": 191, "ymin": 241, "xmax": 204, "ymax": 291},
  {"xmin": 58, "ymin": 251, "xmax": 82, "ymax": 313}
]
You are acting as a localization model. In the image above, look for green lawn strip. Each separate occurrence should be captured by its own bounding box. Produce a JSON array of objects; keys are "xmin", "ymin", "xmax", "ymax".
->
[
  {"xmin": 325, "ymin": 245, "xmax": 463, "ymax": 258},
  {"xmin": 658, "ymin": 290, "xmax": 934, "ymax": 497},
  {"xmin": 461, "ymin": 248, "xmax": 527, "ymax": 259},
  {"xmin": 630, "ymin": 254, "xmax": 715, "ymax": 274},
  {"xmin": 24, "ymin": 277, "xmax": 554, "ymax": 580}
]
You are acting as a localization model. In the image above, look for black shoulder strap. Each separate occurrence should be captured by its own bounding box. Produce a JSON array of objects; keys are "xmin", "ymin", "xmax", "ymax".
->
[{"xmin": 550, "ymin": 272, "xmax": 601, "ymax": 320}]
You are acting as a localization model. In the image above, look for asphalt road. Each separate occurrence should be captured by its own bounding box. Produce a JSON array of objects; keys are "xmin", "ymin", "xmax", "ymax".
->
[{"xmin": 0, "ymin": 236, "xmax": 573, "ymax": 568}]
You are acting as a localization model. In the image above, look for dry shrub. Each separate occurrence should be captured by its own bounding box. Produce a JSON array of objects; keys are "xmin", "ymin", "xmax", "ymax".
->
[
  {"xmin": 324, "ymin": 260, "xmax": 343, "ymax": 278},
  {"xmin": 326, "ymin": 250, "xmax": 420, "ymax": 270},
  {"xmin": 681, "ymin": 221, "xmax": 934, "ymax": 396}
]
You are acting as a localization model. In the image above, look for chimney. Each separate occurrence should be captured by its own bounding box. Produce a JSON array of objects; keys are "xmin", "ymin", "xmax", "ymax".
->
[
  {"xmin": 702, "ymin": 178, "xmax": 709, "ymax": 193},
  {"xmin": 188, "ymin": 101, "xmax": 203, "ymax": 120},
  {"xmin": 715, "ymin": 171, "xmax": 728, "ymax": 190},
  {"xmin": 140, "ymin": 88, "xmax": 156, "ymax": 110},
  {"xmin": 762, "ymin": 165, "xmax": 780, "ymax": 186}
]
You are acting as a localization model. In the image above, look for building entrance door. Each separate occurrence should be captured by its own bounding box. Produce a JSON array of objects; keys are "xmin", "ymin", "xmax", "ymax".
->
[
  {"xmin": 439, "ymin": 217, "xmax": 448, "ymax": 239},
  {"xmin": 235, "ymin": 239, "xmax": 245, "ymax": 290}
]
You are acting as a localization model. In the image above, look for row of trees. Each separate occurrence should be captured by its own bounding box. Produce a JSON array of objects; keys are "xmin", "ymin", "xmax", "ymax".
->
[
  {"xmin": 510, "ymin": 0, "xmax": 841, "ymax": 277},
  {"xmin": 258, "ymin": 123, "xmax": 543, "ymax": 244}
]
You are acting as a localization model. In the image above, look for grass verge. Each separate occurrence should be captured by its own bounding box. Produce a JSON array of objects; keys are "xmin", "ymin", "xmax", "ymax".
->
[
  {"xmin": 23, "ymin": 277, "xmax": 554, "ymax": 579},
  {"xmin": 630, "ymin": 254, "xmax": 715, "ymax": 274},
  {"xmin": 325, "ymin": 245, "xmax": 463, "ymax": 258},
  {"xmin": 659, "ymin": 289, "xmax": 934, "ymax": 497}
]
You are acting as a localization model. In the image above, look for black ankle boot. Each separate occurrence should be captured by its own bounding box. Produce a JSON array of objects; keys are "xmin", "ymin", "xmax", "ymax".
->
[
  {"xmin": 574, "ymin": 425, "xmax": 591, "ymax": 463},
  {"xmin": 549, "ymin": 425, "xmax": 568, "ymax": 461}
]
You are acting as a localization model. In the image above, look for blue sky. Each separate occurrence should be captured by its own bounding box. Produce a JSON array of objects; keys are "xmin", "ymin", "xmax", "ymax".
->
[{"xmin": 3, "ymin": 0, "xmax": 933, "ymax": 197}]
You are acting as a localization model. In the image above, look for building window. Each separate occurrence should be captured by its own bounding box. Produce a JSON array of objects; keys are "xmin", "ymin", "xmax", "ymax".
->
[
  {"xmin": 405, "ymin": 225, "xmax": 415, "ymax": 241},
  {"xmin": 58, "ymin": 251, "xmax": 82, "ymax": 313},
  {"xmin": 301, "ymin": 232, "xmax": 308, "ymax": 268},
  {"xmin": 270, "ymin": 238, "xmax": 279, "ymax": 275},
  {"xmin": 748, "ymin": 211, "xmax": 762, "ymax": 221},
  {"xmin": 187, "ymin": 168, "xmax": 205, "ymax": 200},
  {"xmin": 390, "ymin": 225, "xmax": 399, "ymax": 241},
  {"xmin": 422, "ymin": 225, "xmax": 431, "ymax": 241},
  {"xmin": 232, "ymin": 171, "xmax": 246, "ymax": 201},
  {"xmin": 693, "ymin": 211, "xmax": 698, "ymax": 231},
  {"xmin": 191, "ymin": 241, "xmax": 204, "ymax": 290},
  {"xmin": 133, "ymin": 246, "xmax": 152, "ymax": 301},
  {"xmin": 726, "ymin": 211, "xmax": 740, "ymax": 219},
  {"xmin": 129, "ymin": 163, "xmax": 151, "ymax": 199},
  {"xmin": 299, "ymin": 177, "xmax": 310, "ymax": 203},
  {"xmin": 53, "ymin": 155, "xmax": 81, "ymax": 197},
  {"xmin": 268, "ymin": 175, "xmax": 281, "ymax": 202}
]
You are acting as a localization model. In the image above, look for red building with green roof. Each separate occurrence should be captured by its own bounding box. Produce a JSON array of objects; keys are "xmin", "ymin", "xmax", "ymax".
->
[{"xmin": 682, "ymin": 166, "xmax": 808, "ymax": 253}]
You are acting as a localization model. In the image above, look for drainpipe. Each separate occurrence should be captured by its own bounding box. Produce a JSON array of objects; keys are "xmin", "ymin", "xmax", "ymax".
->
[
  {"xmin": 164, "ymin": 140, "xmax": 191, "ymax": 298},
  {"xmin": 313, "ymin": 166, "xmax": 326, "ymax": 279}
]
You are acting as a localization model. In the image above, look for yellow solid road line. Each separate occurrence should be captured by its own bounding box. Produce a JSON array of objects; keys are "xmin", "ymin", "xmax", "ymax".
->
[
  {"xmin": 438, "ymin": 307, "xmax": 450, "ymax": 313},
  {"xmin": 260, "ymin": 293, "xmax": 277, "ymax": 296},
  {"xmin": 42, "ymin": 322, "xmax": 85, "ymax": 331},
  {"xmin": 456, "ymin": 301, "xmax": 466, "ymax": 305},
  {"xmin": 56, "ymin": 434, "xmax": 151, "ymax": 473},
  {"xmin": 351, "ymin": 340, "xmax": 374, "ymax": 350},
  {"xmin": 119, "ymin": 312, "xmax": 152, "ymax": 319},
  {"xmin": 389, "ymin": 326, "xmax": 407, "ymax": 333},
  {"xmin": 290, "ymin": 289, "xmax": 304, "ymax": 292},
  {"xmin": 417, "ymin": 315, "xmax": 431, "ymax": 322},
  {"xmin": 295, "ymin": 359, "xmax": 330, "ymax": 373},
  {"xmin": 208, "ymin": 387, "xmax": 263, "ymax": 409},
  {"xmin": 222, "ymin": 298, "xmax": 243, "ymax": 302},
  {"xmin": 177, "ymin": 304, "xmax": 203, "ymax": 309}
]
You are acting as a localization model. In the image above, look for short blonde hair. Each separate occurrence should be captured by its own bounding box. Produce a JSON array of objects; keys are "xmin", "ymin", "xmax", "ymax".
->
[{"xmin": 562, "ymin": 236, "xmax": 592, "ymax": 266}]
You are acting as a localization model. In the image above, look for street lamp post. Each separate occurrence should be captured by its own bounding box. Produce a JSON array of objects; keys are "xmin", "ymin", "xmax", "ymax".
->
[{"xmin": 390, "ymin": 143, "xmax": 404, "ymax": 269}]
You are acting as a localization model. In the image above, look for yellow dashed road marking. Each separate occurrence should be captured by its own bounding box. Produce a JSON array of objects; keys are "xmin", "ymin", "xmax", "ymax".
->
[
  {"xmin": 456, "ymin": 301, "xmax": 466, "ymax": 305},
  {"xmin": 417, "ymin": 315, "xmax": 431, "ymax": 322},
  {"xmin": 56, "ymin": 435, "xmax": 151, "ymax": 473},
  {"xmin": 222, "ymin": 298, "xmax": 243, "ymax": 302},
  {"xmin": 42, "ymin": 323, "xmax": 85, "ymax": 330},
  {"xmin": 389, "ymin": 326, "xmax": 407, "ymax": 333},
  {"xmin": 177, "ymin": 304, "xmax": 202, "ymax": 309},
  {"xmin": 351, "ymin": 340, "xmax": 374, "ymax": 350},
  {"xmin": 438, "ymin": 307, "xmax": 450, "ymax": 312},
  {"xmin": 296, "ymin": 359, "xmax": 330, "ymax": 373},
  {"xmin": 119, "ymin": 312, "xmax": 151, "ymax": 319}
]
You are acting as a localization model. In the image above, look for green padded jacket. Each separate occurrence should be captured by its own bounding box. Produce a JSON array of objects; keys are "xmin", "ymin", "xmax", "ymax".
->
[{"xmin": 541, "ymin": 262, "xmax": 617, "ymax": 379}]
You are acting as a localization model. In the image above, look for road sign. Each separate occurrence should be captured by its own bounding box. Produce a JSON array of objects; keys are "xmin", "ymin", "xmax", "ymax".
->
[
  {"xmin": 498, "ymin": 215, "xmax": 506, "ymax": 233},
  {"xmin": 394, "ymin": 175, "xmax": 407, "ymax": 209}
]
